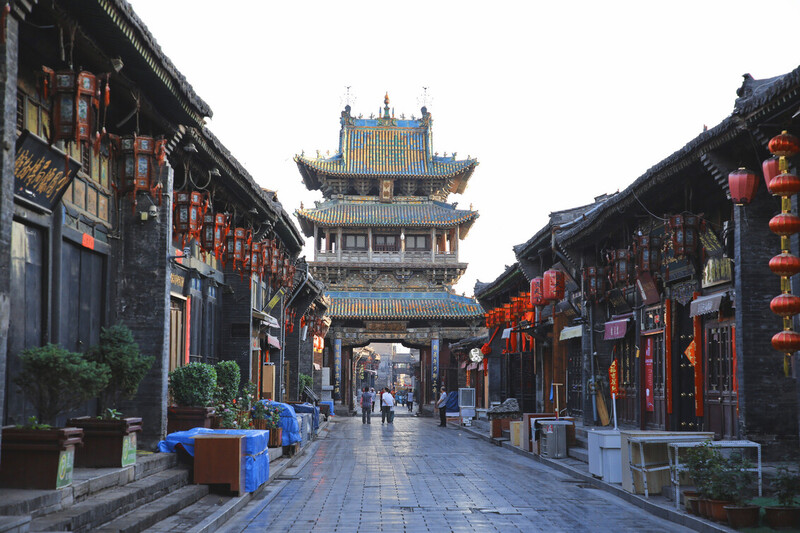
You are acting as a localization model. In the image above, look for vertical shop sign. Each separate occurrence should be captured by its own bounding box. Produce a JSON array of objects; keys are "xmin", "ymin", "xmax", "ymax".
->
[
  {"xmin": 645, "ymin": 337, "xmax": 654, "ymax": 412},
  {"xmin": 609, "ymin": 359, "xmax": 619, "ymax": 395},
  {"xmin": 431, "ymin": 338, "xmax": 440, "ymax": 396},
  {"xmin": 333, "ymin": 338, "xmax": 341, "ymax": 401}
]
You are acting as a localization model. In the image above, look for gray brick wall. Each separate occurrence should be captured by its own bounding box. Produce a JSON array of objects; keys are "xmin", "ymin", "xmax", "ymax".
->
[
  {"xmin": 0, "ymin": 16, "xmax": 19, "ymax": 460},
  {"xmin": 734, "ymin": 194, "xmax": 799, "ymax": 458}
]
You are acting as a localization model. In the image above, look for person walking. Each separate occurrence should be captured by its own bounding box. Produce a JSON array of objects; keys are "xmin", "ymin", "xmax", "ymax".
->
[
  {"xmin": 370, "ymin": 387, "xmax": 376, "ymax": 413},
  {"xmin": 437, "ymin": 386, "xmax": 448, "ymax": 427},
  {"xmin": 360, "ymin": 387, "xmax": 372, "ymax": 424},
  {"xmin": 381, "ymin": 387, "xmax": 394, "ymax": 424},
  {"xmin": 407, "ymin": 389, "xmax": 414, "ymax": 412}
]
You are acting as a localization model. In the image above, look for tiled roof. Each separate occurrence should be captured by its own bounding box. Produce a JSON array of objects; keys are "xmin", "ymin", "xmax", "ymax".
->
[
  {"xmin": 326, "ymin": 291, "xmax": 483, "ymax": 320},
  {"xmin": 295, "ymin": 151, "xmax": 477, "ymax": 178},
  {"xmin": 295, "ymin": 200, "xmax": 478, "ymax": 229}
]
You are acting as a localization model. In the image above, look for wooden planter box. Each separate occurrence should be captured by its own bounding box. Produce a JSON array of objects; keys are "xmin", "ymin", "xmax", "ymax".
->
[
  {"xmin": 67, "ymin": 417, "xmax": 142, "ymax": 468},
  {"xmin": 0, "ymin": 426, "xmax": 83, "ymax": 489},
  {"xmin": 252, "ymin": 419, "xmax": 282, "ymax": 447},
  {"xmin": 167, "ymin": 406, "xmax": 215, "ymax": 434}
]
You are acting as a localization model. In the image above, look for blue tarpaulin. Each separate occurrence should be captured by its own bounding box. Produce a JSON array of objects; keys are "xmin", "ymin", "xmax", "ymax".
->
[
  {"xmin": 256, "ymin": 400, "xmax": 301, "ymax": 446},
  {"xmin": 320, "ymin": 400, "xmax": 335, "ymax": 417},
  {"xmin": 157, "ymin": 428, "xmax": 269, "ymax": 493},
  {"xmin": 446, "ymin": 391, "xmax": 459, "ymax": 413},
  {"xmin": 290, "ymin": 403, "xmax": 320, "ymax": 431}
]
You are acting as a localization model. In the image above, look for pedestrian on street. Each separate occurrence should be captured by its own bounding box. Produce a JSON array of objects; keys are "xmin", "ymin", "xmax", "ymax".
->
[
  {"xmin": 381, "ymin": 387, "xmax": 394, "ymax": 424},
  {"xmin": 407, "ymin": 389, "xmax": 414, "ymax": 412},
  {"xmin": 370, "ymin": 387, "xmax": 376, "ymax": 413},
  {"xmin": 360, "ymin": 387, "xmax": 372, "ymax": 424},
  {"xmin": 437, "ymin": 387, "xmax": 448, "ymax": 427}
]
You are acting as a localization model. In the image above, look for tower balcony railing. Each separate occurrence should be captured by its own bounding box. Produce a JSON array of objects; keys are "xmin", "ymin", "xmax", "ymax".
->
[{"xmin": 314, "ymin": 249, "xmax": 461, "ymax": 265}]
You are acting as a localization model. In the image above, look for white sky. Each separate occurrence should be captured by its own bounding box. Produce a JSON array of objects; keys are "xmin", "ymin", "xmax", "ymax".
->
[{"xmin": 129, "ymin": 0, "xmax": 800, "ymax": 295}]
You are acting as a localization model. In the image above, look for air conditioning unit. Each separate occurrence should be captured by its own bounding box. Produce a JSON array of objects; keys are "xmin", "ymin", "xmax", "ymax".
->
[{"xmin": 459, "ymin": 388, "xmax": 476, "ymax": 424}]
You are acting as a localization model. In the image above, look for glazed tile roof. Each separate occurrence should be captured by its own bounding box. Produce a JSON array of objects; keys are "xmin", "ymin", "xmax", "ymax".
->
[
  {"xmin": 295, "ymin": 199, "xmax": 478, "ymax": 231},
  {"xmin": 326, "ymin": 291, "xmax": 483, "ymax": 320},
  {"xmin": 296, "ymin": 150, "xmax": 477, "ymax": 179}
]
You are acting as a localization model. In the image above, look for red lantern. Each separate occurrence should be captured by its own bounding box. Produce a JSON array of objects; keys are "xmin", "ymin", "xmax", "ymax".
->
[
  {"xmin": 772, "ymin": 330, "xmax": 800, "ymax": 352},
  {"xmin": 202, "ymin": 213, "xmax": 228, "ymax": 259},
  {"xmin": 484, "ymin": 312, "xmax": 492, "ymax": 328},
  {"xmin": 44, "ymin": 68, "xmax": 97, "ymax": 143},
  {"xmin": 769, "ymin": 130, "xmax": 800, "ymax": 158},
  {"xmin": 226, "ymin": 227, "xmax": 249, "ymax": 270},
  {"xmin": 583, "ymin": 266, "xmax": 605, "ymax": 301},
  {"xmin": 770, "ymin": 253, "xmax": 800, "ymax": 277},
  {"xmin": 770, "ymin": 213, "xmax": 800, "ymax": 236},
  {"xmin": 503, "ymin": 303, "xmax": 512, "ymax": 324},
  {"xmin": 543, "ymin": 269, "xmax": 565, "ymax": 301},
  {"xmin": 530, "ymin": 277, "xmax": 546, "ymax": 306},
  {"xmin": 248, "ymin": 241, "xmax": 263, "ymax": 279},
  {"xmin": 728, "ymin": 168, "xmax": 759, "ymax": 205},
  {"xmin": 771, "ymin": 294, "xmax": 800, "ymax": 317},
  {"xmin": 173, "ymin": 191, "xmax": 207, "ymax": 245},
  {"xmin": 769, "ymin": 172, "xmax": 800, "ymax": 197},
  {"xmin": 607, "ymin": 249, "xmax": 632, "ymax": 286},
  {"xmin": 763, "ymin": 157, "xmax": 781, "ymax": 193},
  {"xmin": 668, "ymin": 214, "xmax": 700, "ymax": 258},
  {"xmin": 634, "ymin": 235, "xmax": 661, "ymax": 275}
]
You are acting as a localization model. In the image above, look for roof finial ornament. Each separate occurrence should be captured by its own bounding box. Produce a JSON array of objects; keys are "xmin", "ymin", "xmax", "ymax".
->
[
  {"xmin": 417, "ymin": 86, "xmax": 433, "ymax": 115},
  {"xmin": 383, "ymin": 92, "xmax": 391, "ymax": 119},
  {"xmin": 340, "ymin": 86, "xmax": 356, "ymax": 114}
]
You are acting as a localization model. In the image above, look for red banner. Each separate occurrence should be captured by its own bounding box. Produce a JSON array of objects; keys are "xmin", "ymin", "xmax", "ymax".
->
[
  {"xmin": 684, "ymin": 339, "xmax": 697, "ymax": 367},
  {"xmin": 609, "ymin": 359, "xmax": 619, "ymax": 395},
  {"xmin": 645, "ymin": 337, "xmax": 654, "ymax": 412}
]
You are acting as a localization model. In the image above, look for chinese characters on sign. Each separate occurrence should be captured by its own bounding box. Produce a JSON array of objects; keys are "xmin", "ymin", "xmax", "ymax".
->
[
  {"xmin": 609, "ymin": 359, "xmax": 619, "ymax": 395},
  {"xmin": 333, "ymin": 338, "xmax": 342, "ymax": 401},
  {"xmin": 14, "ymin": 130, "xmax": 81, "ymax": 211},
  {"xmin": 431, "ymin": 338, "xmax": 439, "ymax": 396}
]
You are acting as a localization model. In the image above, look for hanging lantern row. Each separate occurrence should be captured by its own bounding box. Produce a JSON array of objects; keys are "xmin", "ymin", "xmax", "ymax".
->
[
  {"xmin": 766, "ymin": 130, "xmax": 800, "ymax": 376},
  {"xmin": 605, "ymin": 249, "xmax": 632, "ymax": 287},
  {"xmin": 530, "ymin": 277, "xmax": 546, "ymax": 307},
  {"xmin": 668, "ymin": 213, "xmax": 700, "ymax": 258},
  {"xmin": 41, "ymin": 67, "xmax": 167, "ymax": 213},
  {"xmin": 285, "ymin": 307, "xmax": 297, "ymax": 334},
  {"xmin": 543, "ymin": 269, "xmax": 565, "ymax": 301},
  {"xmin": 174, "ymin": 191, "xmax": 209, "ymax": 247}
]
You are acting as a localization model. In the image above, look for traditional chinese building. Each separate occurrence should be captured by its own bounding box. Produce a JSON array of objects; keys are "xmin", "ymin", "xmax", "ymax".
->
[{"xmin": 295, "ymin": 95, "xmax": 485, "ymax": 411}]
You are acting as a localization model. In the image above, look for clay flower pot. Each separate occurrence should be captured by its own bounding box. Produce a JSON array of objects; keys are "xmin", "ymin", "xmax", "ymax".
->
[
  {"xmin": 268, "ymin": 428, "xmax": 283, "ymax": 448},
  {"xmin": 167, "ymin": 406, "xmax": 215, "ymax": 434},
  {"xmin": 724, "ymin": 505, "xmax": 760, "ymax": 530},
  {"xmin": 765, "ymin": 506, "xmax": 800, "ymax": 530},
  {"xmin": 708, "ymin": 499, "xmax": 733, "ymax": 523}
]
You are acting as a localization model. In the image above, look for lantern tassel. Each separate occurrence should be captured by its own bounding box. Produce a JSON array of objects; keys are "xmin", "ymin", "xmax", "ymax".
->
[{"xmin": 785, "ymin": 354, "xmax": 791, "ymax": 377}]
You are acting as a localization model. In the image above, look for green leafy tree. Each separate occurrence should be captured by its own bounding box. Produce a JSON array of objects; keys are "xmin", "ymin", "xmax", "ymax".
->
[
  {"xmin": 14, "ymin": 344, "xmax": 110, "ymax": 425},
  {"xmin": 299, "ymin": 373, "xmax": 313, "ymax": 392},
  {"xmin": 87, "ymin": 324, "xmax": 154, "ymax": 413},
  {"xmin": 168, "ymin": 363, "xmax": 217, "ymax": 407},
  {"xmin": 215, "ymin": 360, "xmax": 241, "ymax": 405}
]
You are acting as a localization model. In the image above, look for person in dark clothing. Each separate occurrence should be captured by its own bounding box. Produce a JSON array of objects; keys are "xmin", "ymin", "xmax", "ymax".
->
[
  {"xmin": 407, "ymin": 389, "xmax": 414, "ymax": 412},
  {"xmin": 360, "ymin": 387, "xmax": 372, "ymax": 424}
]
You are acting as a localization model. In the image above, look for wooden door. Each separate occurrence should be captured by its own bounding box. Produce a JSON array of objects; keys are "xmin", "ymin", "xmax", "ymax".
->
[
  {"xmin": 60, "ymin": 240, "xmax": 105, "ymax": 353},
  {"xmin": 704, "ymin": 321, "xmax": 737, "ymax": 439},
  {"xmin": 5, "ymin": 221, "xmax": 45, "ymax": 425},
  {"xmin": 675, "ymin": 302, "xmax": 700, "ymax": 431},
  {"xmin": 169, "ymin": 297, "xmax": 185, "ymax": 373},
  {"xmin": 566, "ymin": 339, "xmax": 582, "ymax": 417}
]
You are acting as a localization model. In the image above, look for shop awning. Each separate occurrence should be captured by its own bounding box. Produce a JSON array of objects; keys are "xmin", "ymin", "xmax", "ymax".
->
[
  {"xmin": 460, "ymin": 360, "xmax": 468, "ymax": 369},
  {"xmin": 467, "ymin": 362, "xmax": 479, "ymax": 371},
  {"xmin": 267, "ymin": 334, "xmax": 281, "ymax": 349},
  {"xmin": 560, "ymin": 325, "xmax": 583, "ymax": 340},
  {"xmin": 252, "ymin": 310, "xmax": 280, "ymax": 329},
  {"xmin": 604, "ymin": 318, "xmax": 629, "ymax": 340},
  {"xmin": 690, "ymin": 293, "xmax": 725, "ymax": 317}
]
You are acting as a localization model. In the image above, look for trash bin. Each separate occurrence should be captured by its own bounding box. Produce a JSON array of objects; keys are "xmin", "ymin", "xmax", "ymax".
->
[{"xmin": 537, "ymin": 420, "xmax": 571, "ymax": 459}]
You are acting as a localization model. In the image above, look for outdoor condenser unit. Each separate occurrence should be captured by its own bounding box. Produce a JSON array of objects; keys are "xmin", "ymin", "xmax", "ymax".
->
[{"xmin": 539, "ymin": 420, "xmax": 570, "ymax": 459}]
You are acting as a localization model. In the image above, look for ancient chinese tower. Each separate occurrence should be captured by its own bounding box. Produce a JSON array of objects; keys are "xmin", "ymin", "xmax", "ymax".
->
[{"xmin": 295, "ymin": 95, "xmax": 484, "ymax": 409}]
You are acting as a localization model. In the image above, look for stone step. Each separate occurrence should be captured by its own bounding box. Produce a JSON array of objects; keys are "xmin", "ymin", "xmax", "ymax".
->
[
  {"xmin": 28, "ymin": 467, "xmax": 191, "ymax": 533},
  {"xmin": 0, "ymin": 515, "xmax": 31, "ymax": 533},
  {"xmin": 568, "ymin": 446, "xmax": 589, "ymax": 463},
  {"xmin": 0, "ymin": 453, "xmax": 179, "ymax": 519},
  {"xmin": 94, "ymin": 484, "xmax": 208, "ymax": 533}
]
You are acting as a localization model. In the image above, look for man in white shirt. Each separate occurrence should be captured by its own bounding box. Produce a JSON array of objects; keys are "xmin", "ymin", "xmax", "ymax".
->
[
  {"xmin": 437, "ymin": 387, "xmax": 448, "ymax": 427},
  {"xmin": 381, "ymin": 387, "xmax": 395, "ymax": 424}
]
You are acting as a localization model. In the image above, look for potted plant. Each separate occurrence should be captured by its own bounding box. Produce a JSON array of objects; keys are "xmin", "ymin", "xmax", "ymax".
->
[
  {"xmin": 765, "ymin": 465, "xmax": 800, "ymax": 529},
  {"xmin": 1, "ymin": 344, "xmax": 108, "ymax": 489},
  {"xmin": 722, "ymin": 455, "xmax": 759, "ymax": 529},
  {"xmin": 167, "ymin": 362, "xmax": 217, "ymax": 434},
  {"xmin": 706, "ymin": 453, "xmax": 736, "ymax": 523},
  {"xmin": 68, "ymin": 324, "xmax": 154, "ymax": 467},
  {"xmin": 212, "ymin": 360, "xmax": 241, "ymax": 428},
  {"xmin": 252, "ymin": 400, "xmax": 283, "ymax": 447},
  {"xmin": 683, "ymin": 441, "xmax": 717, "ymax": 518}
]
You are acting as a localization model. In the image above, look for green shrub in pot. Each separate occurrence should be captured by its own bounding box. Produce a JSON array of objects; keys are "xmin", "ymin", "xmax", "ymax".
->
[{"xmin": 169, "ymin": 363, "xmax": 217, "ymax": 407}]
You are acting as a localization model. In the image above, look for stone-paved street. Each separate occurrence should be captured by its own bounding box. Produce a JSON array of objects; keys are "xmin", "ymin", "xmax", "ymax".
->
[{"xmin": 219, "ymin": 412, "xmax": 693, "ymax": 532}]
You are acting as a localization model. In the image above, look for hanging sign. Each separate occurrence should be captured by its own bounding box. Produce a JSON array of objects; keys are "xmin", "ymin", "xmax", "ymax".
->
[
  {"xmin": 608, "ymin": 359, "xmax": 619, "ymax": 395},
  {"xmin": 14, "ymin": 130, "xmax": 81, "ymax": 211},
  {"xmin": 645, "ymin": 337, "xmax": 654, "ymax": 412}
]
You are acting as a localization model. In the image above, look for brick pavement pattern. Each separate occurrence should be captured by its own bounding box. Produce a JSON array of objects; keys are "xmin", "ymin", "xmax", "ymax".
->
[{"xmin": 219, "ymin": 413, "xmax": 693, "ymax": 532}]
